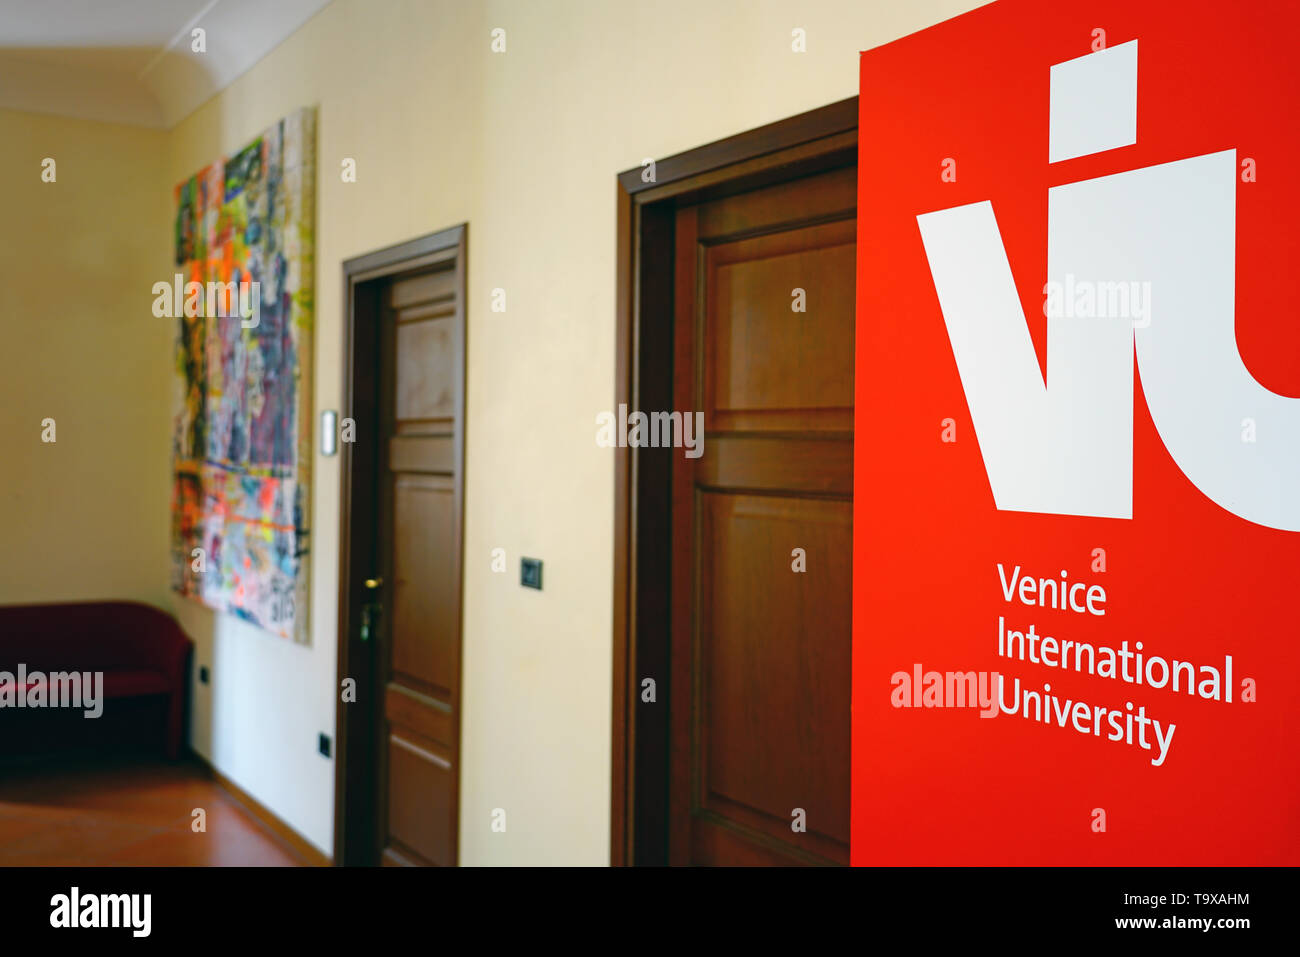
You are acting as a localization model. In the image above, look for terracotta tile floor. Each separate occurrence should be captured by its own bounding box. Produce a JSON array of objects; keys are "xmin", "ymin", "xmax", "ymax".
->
[{"xmin": 0, "ymin": 755, "xmax": 307, "ymax": 866}]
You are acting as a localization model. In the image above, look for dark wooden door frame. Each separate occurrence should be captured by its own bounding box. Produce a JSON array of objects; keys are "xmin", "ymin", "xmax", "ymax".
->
[
  {"xmin": 611, "ymin": 98, "xmax": 858, "ymax": 866},
  {"xmin": 335, "ymin": 225, "xmax": 468, "ymax": 866}
]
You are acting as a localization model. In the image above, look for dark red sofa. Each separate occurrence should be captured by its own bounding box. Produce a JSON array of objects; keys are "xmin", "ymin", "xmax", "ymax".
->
[{"xmin": 0, "ymin": 601, "xmax": 192, "ymax": 759}]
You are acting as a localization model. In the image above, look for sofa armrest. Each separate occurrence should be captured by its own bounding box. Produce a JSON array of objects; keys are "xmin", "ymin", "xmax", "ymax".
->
[{"xmin": 109, "ymin": 604, "xmax": 193, "ymax": 687}]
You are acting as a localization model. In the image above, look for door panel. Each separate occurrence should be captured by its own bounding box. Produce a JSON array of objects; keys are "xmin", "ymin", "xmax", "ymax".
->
[
  {"xmin": 374, "ymin": 263, "xmax": 464, "ymax": 867},
  {"xmin": 396, "ymin": 317, "xmax": 455, "ymax": 420},
  {"xmin": 705, "ymin": 221, "xmax": 856, "ymax": 433},
  {"xmin": 390, "ymin": 475, "xmax": 457, "ymax": 697},
  {"xmin": 670, "ymin": 164, "xmax": 854, "ymax": 866},
  {"xmin": 385, "ymin": 732, "xmax": 454, "ymax": 867},
  {"xmin": 697, "ymin": 493, "xmax": 852, "ymax": 857}
]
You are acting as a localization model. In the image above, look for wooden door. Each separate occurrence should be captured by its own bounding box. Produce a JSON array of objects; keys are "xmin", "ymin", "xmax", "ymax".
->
[
  {"xmin": 669, "ymin": 164, "xmax": 855, "ymax": 865},
  {"xmin": 371, "ymin": 261, "xmax": 465, "ymax": 866}
]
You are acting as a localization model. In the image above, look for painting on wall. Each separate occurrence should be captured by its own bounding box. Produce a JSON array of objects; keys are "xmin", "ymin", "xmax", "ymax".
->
[{"xmin": 170, "ymin": 107, "xmax": 316, "ymax": 644}]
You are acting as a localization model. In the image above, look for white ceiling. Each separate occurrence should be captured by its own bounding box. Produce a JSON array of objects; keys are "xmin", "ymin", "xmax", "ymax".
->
[{"xmin": 0, "ymin": 0, "xmax": 334, "ymax": 128}]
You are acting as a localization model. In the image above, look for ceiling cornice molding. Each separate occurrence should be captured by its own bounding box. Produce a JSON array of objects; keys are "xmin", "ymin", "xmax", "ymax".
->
[
  {"xmin": 136, "ymin": 0, "xmax": 222, "ymax": 80},
  {"xmin": 0, "ymin": 0, "xmax": 334, "ymax": 130}
]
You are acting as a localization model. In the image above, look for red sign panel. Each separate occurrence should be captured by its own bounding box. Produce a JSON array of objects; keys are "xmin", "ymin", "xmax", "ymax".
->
[{"xmin": 854, "ymin": 0, "xmax": 1300, "ymax": 864}]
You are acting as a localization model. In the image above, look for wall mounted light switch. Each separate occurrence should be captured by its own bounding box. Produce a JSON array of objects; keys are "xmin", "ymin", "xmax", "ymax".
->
[{"xmin": 521, "ymin": 557, "xmax": 543, "ymax": 590}]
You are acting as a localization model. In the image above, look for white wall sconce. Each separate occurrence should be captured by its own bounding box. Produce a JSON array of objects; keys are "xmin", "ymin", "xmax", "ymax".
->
[{"xmin": 320, "ymin": 410, "xmax": 338, "ymax": 456}]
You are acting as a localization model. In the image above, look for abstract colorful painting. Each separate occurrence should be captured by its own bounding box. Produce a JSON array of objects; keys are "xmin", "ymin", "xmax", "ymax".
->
[{"xmin": 170, "ymin": 108, "xmax": 316, "ymax": 644}]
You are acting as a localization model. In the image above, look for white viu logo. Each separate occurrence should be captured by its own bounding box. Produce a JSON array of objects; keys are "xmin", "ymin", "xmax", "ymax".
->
[{"xmin": 917, "ymin": 40, "xmax": 1300, "ymax": 532}]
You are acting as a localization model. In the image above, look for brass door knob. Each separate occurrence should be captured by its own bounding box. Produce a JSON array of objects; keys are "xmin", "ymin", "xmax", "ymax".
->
[{"xmin": 364, "ymin": 577, "xmax": 383, "ymax": 590}]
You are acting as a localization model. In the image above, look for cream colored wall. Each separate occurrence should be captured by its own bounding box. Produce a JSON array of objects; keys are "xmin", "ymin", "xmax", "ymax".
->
[
  {"xmin": 0, "ymin": 109, "xmax": 170, "ymax": 607},
  {"xmin": 164, "ymin": 0, "xmax": 486, "ymax": 858},
  {"xmin": 461, "ymin": 0, "xmax": 989, "ymax": 866},
  {"xmin": 9, "ymin": 0, "xmax": 989, "ymax": 863}
]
